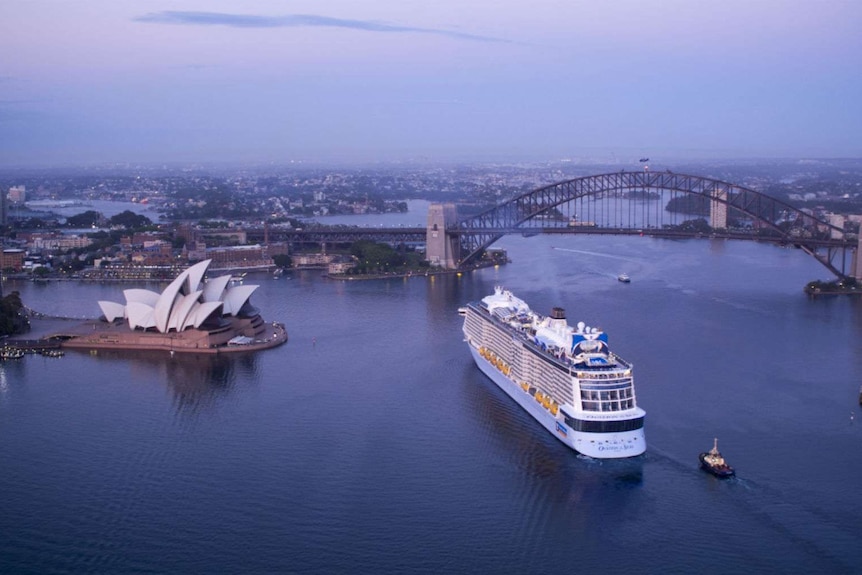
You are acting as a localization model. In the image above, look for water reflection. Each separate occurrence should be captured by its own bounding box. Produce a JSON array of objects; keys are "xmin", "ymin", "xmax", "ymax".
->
[
  {"xmin": 461, "ymin": 362, "xmax": 643, "ymax": 481},
  {"xmin": 87, "ymin": 349, "xmax": 259, "ymax": 414},
  {"xmin": 461, "ymin": 361, "xmax": 645, "ymax": 548},
  {"xmin": 0, "ymin": 357, "xmax": 28, "ymax": 397},
  {"xmin": 0, "ymin": 364, "xmax": 9, "ymax": 397}
]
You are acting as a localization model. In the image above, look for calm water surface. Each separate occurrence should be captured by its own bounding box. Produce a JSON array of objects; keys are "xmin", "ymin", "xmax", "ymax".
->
[{"xmin": 2, "ymin": 234, "xmax": 862, "ymax": 574}]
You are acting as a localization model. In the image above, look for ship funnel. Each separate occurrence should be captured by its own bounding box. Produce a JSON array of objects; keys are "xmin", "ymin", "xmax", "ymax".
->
[{"xmin": 550, "ymin": 307, "xmax": 566, "ymax": 320}]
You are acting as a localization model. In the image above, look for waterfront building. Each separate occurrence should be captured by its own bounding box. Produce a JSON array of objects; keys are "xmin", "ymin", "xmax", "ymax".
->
[
  {"xmin": 327, "ymin": 256, "xmax": 356, "ymax": 275},
  {"xmin": 71, "ymin": 258, "xmax": 287, "ymax": 353},
  {"xmin": 293, "ymin": 252, "xmax": 336, "ymax": 268},
  {"xmin": 30, "ymin": 234, "xmax": 93, "ymax": 252},
  {"xmin": 197, "ymin": 229, "xmax": 247, "ymax": 245},
  {"xmin": 98, "ymin": 259, "xmax": 255, "ymax": 333},
  {"xmin": 130, "ymin": 242, "xmax": 175, "ymax": 266},
  {"xmin": 205, "ymin": 244, "xmax": 274, "ymax": 271},
  {"xmin": 1, "ymin": 249, "xmax": 25, "ymax": 272}
]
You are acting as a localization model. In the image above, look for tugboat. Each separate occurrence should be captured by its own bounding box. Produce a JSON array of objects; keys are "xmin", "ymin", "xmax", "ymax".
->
[{"xmin": 699, "ymin": 438, "xmax": 735, "ymax": 478}]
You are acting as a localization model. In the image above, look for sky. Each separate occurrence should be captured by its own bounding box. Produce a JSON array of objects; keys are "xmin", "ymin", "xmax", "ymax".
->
[{"xmin": 2, "ymin": 0, "xmax": 861, "ymax": 166}]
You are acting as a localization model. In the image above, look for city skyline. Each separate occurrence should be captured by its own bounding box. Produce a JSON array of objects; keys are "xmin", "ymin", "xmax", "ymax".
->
[{"xmin": 2, "ymin": 0, "xmax": 861, "ymax": 166}]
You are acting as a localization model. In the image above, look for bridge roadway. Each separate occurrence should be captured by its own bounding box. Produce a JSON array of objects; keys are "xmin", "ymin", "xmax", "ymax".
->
[
  {"xmin": 248, "ymin": 225, "xmax": 851, "ymax": 249},
  {"xmin": 248, "ymin": 227, "xmax": 427, "ymax": 244}
]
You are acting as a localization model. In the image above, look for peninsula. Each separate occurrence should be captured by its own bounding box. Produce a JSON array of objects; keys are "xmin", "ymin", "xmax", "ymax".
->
[{"xmin": 8, "ymin": 260, "xmax": 287, "ymax": 354}]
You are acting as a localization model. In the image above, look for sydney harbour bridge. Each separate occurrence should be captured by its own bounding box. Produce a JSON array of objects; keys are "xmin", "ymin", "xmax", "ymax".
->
[{"xmin": 251, "ymin": 171, "xmax": 860, "ymax": 280}]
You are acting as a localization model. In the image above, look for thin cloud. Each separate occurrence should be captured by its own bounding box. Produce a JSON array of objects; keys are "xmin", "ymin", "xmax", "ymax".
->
[{"xmin": 134, "ymin": 11, "xmax": 509, "ymax": 44}]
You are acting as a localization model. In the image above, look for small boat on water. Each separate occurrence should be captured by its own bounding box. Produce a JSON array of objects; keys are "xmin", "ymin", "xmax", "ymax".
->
[
  {"xmin": 699, "ymin": 438, "xmax": 735, "ymax": 478},
  {"xmin": 1, "ymin": 347, "xmax": 25, "ymax": 360},
  {"xmin": 618, "ymin": 273, "xmax": 631, "ymax": 283}
]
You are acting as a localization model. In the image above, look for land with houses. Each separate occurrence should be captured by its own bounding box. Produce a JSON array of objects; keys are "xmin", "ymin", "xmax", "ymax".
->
[{"xmin": 1, "ymin": 158, "xmax": 861, "ymax": 284}]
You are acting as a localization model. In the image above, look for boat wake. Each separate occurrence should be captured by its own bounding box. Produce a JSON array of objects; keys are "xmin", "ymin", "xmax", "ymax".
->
[{"xmin": 551, "ymin": 246, "xmax": 640, "ymax": 264}]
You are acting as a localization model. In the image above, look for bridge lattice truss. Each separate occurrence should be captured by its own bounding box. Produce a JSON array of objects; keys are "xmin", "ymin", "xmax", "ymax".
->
[{"xmin": 454, "ymin": 171, "xmax": 854, "ymax": 277}]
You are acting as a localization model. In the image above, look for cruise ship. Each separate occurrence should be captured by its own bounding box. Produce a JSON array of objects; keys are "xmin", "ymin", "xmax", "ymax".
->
[{"xmin": 462, "ymin": 287, "xmax": 645, "ymax": 458}]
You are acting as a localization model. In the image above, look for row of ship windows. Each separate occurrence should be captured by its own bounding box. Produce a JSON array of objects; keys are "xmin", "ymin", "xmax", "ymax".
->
[
  {"xmin": 562, "ymin": 416, "xmax": 644, "ymax": 433},
  {"xmin": 579, "ymin": 377, "xmax": 631, "ymax": 386},
  {"xmin": 577, "ymin": 372, "xmax": 629, "ymax": 380},
  {"xmin": 579, "ymin": 382, "xmax": 632, "ymax": 391},
  {"xmin": 581, "ymin": 389, "xmax": 633, "ymax": 401},
  {"xmin": 581, "ymin": 399, "xmax": 635, "ymax": 412}
]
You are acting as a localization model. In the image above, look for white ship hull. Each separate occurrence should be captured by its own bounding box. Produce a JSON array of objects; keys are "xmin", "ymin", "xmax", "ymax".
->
[{"xmin": 469, "ymin": 345, "xmax": 645, "ymax": 458}]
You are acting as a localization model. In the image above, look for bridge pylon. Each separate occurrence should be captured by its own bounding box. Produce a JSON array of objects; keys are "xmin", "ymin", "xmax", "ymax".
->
[
  {"xmin": 853, "ymin": 235, "xmax": 862, "ymax": 281},
  {"xmin": 426, "ymin": 203, "xmax": 460, "ymax": 269},
  {"xmin": 710, "ymin": 188, "xmax": 728, "ymax": 229}
]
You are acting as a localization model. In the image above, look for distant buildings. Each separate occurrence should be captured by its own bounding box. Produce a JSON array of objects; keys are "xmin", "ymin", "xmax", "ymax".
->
[
  {"xmin": 8, "ymin": 186, "xmax": 26, "ymax": 205},
  {"xmin": 206, "ymin": 244, "xmax": 273, "ymax": 271},
  {"xmin": 1, "ymin": 187, "xmax": 7, "ymax": 226},
  {"xmin": 1, "ymin": 249, "xmax": 25, "ymax": 271},
  {"xmin": 2, "ymin": 186, "xmax": 26, "ymax": 227},
  {"xmin": 30, "ymin": 234, "xmax": 93, "ymax": 251}
]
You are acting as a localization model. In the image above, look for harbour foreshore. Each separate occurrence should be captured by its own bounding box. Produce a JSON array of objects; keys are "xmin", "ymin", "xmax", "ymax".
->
[{"xmin": 6, "ymin": 316, "xmax": 288, "ymax": 355}]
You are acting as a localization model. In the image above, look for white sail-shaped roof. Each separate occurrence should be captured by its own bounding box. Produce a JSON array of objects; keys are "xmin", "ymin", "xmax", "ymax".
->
[
  {"xmin": 127, "ymin": 301, "xmax": 156, "ymax": 330},
  {"xmin": 202, "ymin": 274, "xmax": 231, "ymax": 303},
  {"xmin": 154, "ymin": 272, "xmax": 188, "ymax": 333},
  {"xmin": 222, "ymin": 285, "xmax": 258, "ymax": 316},
  {"xmin": 188, "ymin": 301, "xmax": 223, "ymax": 329},
  {"xmin": 100, "ymin": 260, "xmax": 260, "ymax": 333},
  {"xmin": 123, "ymin": 289, "xmax": 161, "ymax": 307},
  {"xmin": 98, "ymin": 301, "xmax": 126, "ymax": 322},
  {"xmin": 168, "ymin": 290, "xmax": 203, "ymax": 332},
  {"xmin": 185, "ymin": 259, "xmax": 211, "ymax": 294}
]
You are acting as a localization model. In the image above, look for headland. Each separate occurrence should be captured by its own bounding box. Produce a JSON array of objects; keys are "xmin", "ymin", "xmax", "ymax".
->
[{"xmin": 4, "ymin": 260, "xmax": 288, "ymax": 355}]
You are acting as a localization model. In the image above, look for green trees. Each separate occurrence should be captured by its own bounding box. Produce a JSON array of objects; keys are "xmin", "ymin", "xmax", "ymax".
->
[
  {"xmin": 0, "ymin": 291, "xmax": 28, "ymax": 336},
  {"xmin": 67, "ymin": 210, "xmax": 152, "ymax": 230},
  {"xmin": 349, "ymin": 241, "xmax": 405, "ymax": 274},
  {"xmin": 66, "ymin": 210, "xmax": 102, "ymax": 228},
  {"xmin": 273, "ymin": 254, "xmax": 292, "ymax": 269},
  {"xmin": 109, "ymin": 210, "xmax": 152, "ymax": 229}
]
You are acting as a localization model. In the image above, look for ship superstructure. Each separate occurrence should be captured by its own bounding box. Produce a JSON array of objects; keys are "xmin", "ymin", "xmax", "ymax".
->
[{"xmin": 462, "ymin": 287, "xmax": 645, "ymax": 458}]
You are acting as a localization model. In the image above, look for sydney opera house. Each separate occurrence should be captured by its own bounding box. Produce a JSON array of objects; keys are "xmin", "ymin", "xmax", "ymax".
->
[{"xmin": 61, "ymin": 260, "xmax": 287, "ymax": 353}]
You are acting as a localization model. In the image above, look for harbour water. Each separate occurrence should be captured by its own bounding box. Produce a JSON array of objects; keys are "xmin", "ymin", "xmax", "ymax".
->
[{"xmin": 2, "ymin": 233, "xmax": 862, "ymax": 573}]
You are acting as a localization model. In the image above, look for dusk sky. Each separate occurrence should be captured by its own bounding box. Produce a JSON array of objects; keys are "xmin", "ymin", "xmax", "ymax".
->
[{"xmin": 2, "ymin": 1, "xmax": 861, "ymax": 166}]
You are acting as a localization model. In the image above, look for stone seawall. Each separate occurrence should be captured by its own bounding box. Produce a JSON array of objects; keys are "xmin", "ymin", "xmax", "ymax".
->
[{"xmin": 61, "ymin": 322, "xmax": 288, "ymax": 355}]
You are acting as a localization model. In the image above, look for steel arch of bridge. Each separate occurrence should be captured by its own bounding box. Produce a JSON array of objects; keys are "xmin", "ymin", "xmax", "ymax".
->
[{"xmin": 454, "ymin": 171, "xmax": 853, "ymax": 277}]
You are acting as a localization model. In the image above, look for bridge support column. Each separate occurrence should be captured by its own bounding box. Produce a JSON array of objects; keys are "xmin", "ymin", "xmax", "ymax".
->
[
  {"xmin": 426, "ymin": 203, "xmax": 460, "ymax": 269},
  {"xmin": 853, "ymin": 235, "xmax": 862, "ymax": 281},
  {"xmin": 710, "ymin": 189, "xmax": 727, "ymax": 229}
]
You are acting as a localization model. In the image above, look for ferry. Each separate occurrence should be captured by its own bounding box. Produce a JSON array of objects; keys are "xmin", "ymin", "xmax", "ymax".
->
[{"xmin": 462, "ymin": 287, "xmax": 645, "ymax": 458}]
